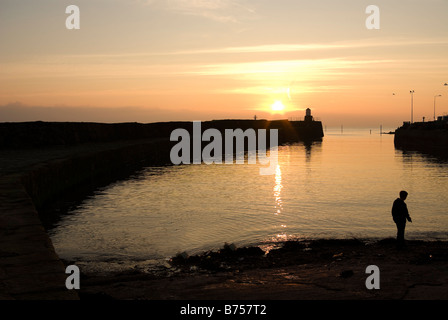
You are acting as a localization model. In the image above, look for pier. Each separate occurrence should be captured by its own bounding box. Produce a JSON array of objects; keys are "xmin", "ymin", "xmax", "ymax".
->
[{"xmin": 394, "ymin": 118, "xmax": 448, "ymax": 157}]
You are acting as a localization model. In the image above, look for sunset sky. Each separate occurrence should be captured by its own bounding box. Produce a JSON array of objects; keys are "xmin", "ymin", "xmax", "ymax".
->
[{"xmin": 1, "ymin": 0, "xmax": 447, "ymax": 127}]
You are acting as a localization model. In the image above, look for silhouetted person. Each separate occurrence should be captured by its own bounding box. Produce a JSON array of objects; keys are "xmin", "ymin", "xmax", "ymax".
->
[{"xmin": 392, "ymin": 191, "xmax": 412, "ymax": 247}]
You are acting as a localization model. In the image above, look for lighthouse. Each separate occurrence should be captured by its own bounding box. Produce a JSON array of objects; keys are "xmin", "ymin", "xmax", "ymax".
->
[{"xmin": 304, "ymin": 108, "xmax": 314, "ymax": 122}]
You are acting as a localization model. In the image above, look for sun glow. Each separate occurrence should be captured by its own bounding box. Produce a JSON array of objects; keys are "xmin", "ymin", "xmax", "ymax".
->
[{"xmin": 271, "ymin": 100, "xmax": 285, "ymax": 113}]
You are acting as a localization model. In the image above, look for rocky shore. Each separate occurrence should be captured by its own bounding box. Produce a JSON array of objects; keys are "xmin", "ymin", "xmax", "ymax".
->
[{"xmin": 78, "ymin": 238, "xmax": 448, "ymax": 300}]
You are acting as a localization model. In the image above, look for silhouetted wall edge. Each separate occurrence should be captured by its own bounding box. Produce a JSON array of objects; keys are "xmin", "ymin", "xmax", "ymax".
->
[
  {"xmin": 0, "ymin": 120, "xmax": 324, "ymax": 149},
  {"xmin": 394, "ymin": 123, "xmax": 448, "ymax": 157},
  {"xmin": 20, "ymin": 139, "xmax": 173, "ymax": 214}
]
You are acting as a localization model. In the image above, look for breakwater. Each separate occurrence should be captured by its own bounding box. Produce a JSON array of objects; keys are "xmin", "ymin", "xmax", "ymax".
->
[
  {"xmin": 0, "ymin": 119, "xmax": 323, "ymax": 299},
  {"xmin": 394, "ymin": 121, "xmax": 448, "ymax": 157},
  {"xmin": 1, "ymin": 138, "xmax": 173, "ymax": 299},
  {"xmin": 0, "ymin": 119, "xmax": 323, "ymax": 149}
]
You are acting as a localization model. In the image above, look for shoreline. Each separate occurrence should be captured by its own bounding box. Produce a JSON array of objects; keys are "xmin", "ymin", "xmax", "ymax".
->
[{"xmin": 77, "ymin": 238, "xmax": 448, "ymax": 300}]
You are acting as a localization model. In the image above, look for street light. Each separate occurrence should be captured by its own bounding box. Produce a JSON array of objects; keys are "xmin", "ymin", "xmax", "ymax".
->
[
  {"xmin": 434, "ymin": 94, "xmax": 442, "ymax": 121},
  {"xmin": 410, "ymin": 90, "xmax": 415, "ymax": 123}
]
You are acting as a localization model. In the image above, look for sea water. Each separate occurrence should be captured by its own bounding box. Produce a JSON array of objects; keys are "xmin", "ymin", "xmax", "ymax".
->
[{"xmin": 48, "ymin": 128, "xmax": 448, "ymax": 272}]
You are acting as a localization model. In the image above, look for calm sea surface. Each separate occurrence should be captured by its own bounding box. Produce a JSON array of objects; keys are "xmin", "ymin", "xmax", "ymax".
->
[{"xmin": 48, "ymin": 128, "xmax": 448, "ymax": 272}]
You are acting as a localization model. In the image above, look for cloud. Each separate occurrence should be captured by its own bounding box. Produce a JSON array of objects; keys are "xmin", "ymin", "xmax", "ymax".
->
[
  {"xmin": 0, "ymin": 102, "xmax": 205, "ymax": 123},
  {"xmin": 170, "ymin": 37, "xmax": 448, "ymax": 55},
  {"xmin": 137, "ymin": 0, "xmax": 257, "ymax": 23},
  {"xmin": 186, "ymin": 58, "xmax": 396, "ymax": 76},
  {"xmin": 0, "ymin": 102, "xmax": 256, "ymax": 123}
]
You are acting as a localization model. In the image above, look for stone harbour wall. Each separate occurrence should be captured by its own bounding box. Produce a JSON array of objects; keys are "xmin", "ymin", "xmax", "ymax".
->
[{"xmin": 1, "ymin": 137, "xmax": 171, "ymax": 299}]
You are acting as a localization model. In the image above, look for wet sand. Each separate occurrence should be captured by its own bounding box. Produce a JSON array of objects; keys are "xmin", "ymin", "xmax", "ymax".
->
[{"xmin": 77, "ymin": 238, "xmax": 448, "ymax": 300}]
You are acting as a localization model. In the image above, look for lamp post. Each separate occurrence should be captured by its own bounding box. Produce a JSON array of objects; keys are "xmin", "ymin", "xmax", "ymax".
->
[
  {"xmin": 410, "ymin": 90, "xmax": 415, "ymax": 123},
  {"xmin": 434, "ymin": 94, "xmax": 442, "ymax": 121}
]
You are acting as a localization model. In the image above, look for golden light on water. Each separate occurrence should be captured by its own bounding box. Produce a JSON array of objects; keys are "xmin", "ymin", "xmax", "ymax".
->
[
  {"xmin": 274, "ymin": 164, "xmax": 288, "ymax": 241},
  {"xmin": 274, "ymin": 164, "xmax": 283, "ymax": 216}
]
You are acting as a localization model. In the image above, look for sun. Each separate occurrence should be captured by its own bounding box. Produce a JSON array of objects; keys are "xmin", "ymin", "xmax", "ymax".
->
[{"xmin": 271, "ymin": 100, "xmax": 285, "ymax": 113}]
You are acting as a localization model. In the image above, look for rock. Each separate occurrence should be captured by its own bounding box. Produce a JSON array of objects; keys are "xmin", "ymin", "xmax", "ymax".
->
[
  {"xmin": 339, "ymin": 270, "xmax": 354, "ymax": 278},
  {"xmin": 332, "ymin": 253, "xmax": 344, "ymax": 259},
  {"xmin": 224, "ymin": 243, "xmax": 237, "ymax": 251}
]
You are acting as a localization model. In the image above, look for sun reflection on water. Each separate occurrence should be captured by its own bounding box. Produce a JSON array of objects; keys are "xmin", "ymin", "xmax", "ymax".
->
[{"xmin": 274, "ymin": 164, "xmax": 283, "ymax": 216}]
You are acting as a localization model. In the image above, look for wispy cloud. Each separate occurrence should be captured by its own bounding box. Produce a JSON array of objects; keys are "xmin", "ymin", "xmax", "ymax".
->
[
  {"xmin": 170, "ymin": 38, "xmax": 448, "ymax": 55},
  {"xmin": 218, "ymin": 84, "xmax": 352, "ymax": 95},
  {"xmin": 34, "ymin": 37, "xmax": 448, "ymax": 64},
  {"xmin": 137, "ymin": 0, "xmax": 257, "ymax": 23},
  {"xmin": 187, "ymin": 58, "xmax": 396, "ymax": 76}
]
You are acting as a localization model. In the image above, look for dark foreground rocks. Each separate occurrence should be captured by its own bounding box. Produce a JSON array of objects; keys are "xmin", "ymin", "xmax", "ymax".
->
[{"xmin": 78, "ymin": 239, "xmax": 448, "ymax": 300}]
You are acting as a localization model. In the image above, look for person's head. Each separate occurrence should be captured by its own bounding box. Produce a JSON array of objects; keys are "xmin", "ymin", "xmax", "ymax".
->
[{"xmin": 399, "ymin": 190, "xmax": 408, "ymax": 200}]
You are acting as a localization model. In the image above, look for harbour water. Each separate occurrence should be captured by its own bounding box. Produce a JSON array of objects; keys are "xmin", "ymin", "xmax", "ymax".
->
[{"xmin": 48, "ymin": 128, "xmax": 448, "ymax": 273}]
